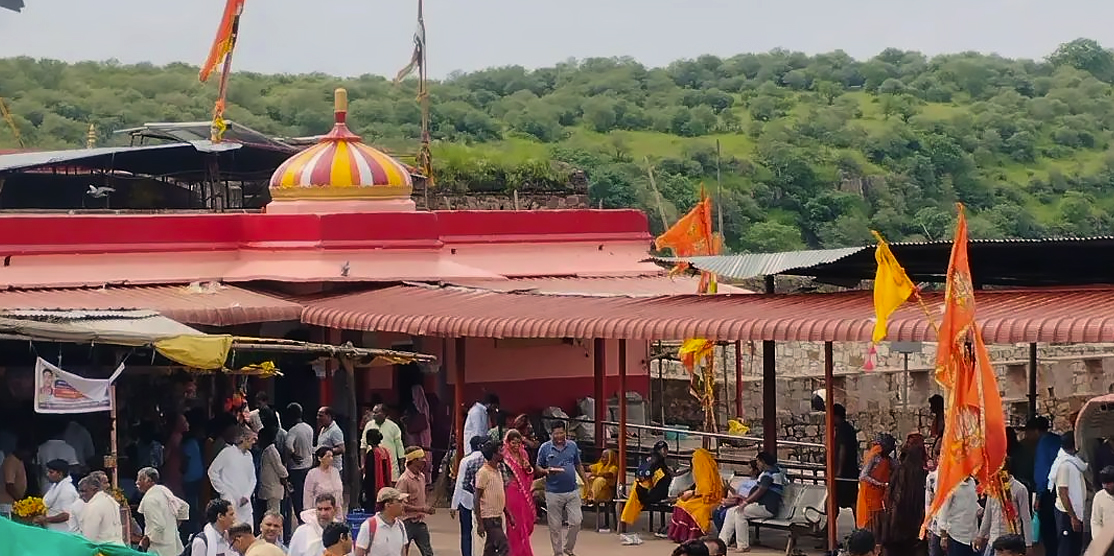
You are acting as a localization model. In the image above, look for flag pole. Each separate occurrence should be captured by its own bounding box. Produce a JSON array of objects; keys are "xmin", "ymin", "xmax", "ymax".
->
[
  {"xmin": 211, "ymin": 11, "xmax": 242, "ymax": 143},
  {"xmin": 416, "ymin": 0, "xmax": 434, "ymax": 209}
]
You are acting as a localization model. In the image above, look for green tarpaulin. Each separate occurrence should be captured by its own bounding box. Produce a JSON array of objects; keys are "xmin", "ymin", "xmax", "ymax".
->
[{"xmin": 0, "ymin": 517, "xmax": 145, "ymax": 556}]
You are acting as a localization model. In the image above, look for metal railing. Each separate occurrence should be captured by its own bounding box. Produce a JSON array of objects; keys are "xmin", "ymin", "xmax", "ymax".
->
[{"xmin": 565, "ymin": 417, "xmax": 855, "ymax": 485}]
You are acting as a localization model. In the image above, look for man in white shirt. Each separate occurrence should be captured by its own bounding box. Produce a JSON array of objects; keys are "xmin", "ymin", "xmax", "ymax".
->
[
  {"xmin": 285, "ymin": 403, "xmax": 315, "ymax": 515},
  {"xmin": 77, "ymin": 474, "xmax": 124, "ymax": 545},
  {"xmin": 191, "ymin": 499, "xmax": 236, "ymax": 556},
  {"xmin": 137, "ymin": 467, "xmax": 187, "ymax": 556},
  {"xmin": 354, "ymin": 487, "xmax": 409, "ymax": 556},
  {"xmin": 37, "ymin": 433, "xmax": 79, "ymax": 493},
  {"xmin": 463, "ymin": 395, "xmax": 499, "ymax": 456},
  {"xmin": 1051, "ymin": 432, "xmax": 1087, "ymax": 556},
  {"xmin": 63, "ymin": 421, "xmax": 96, "ymax": 470},
  {"xmin": 925, "ymin": 462, "xmax": 942, "ymax": 556},
  {"xmin": 976, "ymin": 461, "xmax": 1034, "ymax": 555},
  {"xmin": 449, "ymin": 436, "xmax": 487, "ymax": 556},
  {"xmin": 938, "ymin": 476, "xmax": 979, "ymax": 556},
  {"xmin": 209, "ymin": 427, "xmax": 258, "ymax": 531},
  {"xmin": 289, "ymin": 493, "xmax": 338, "ymax": 556},
  {"xmin": 316, "ymin": 407, "xmax": 345, "ymax": 474},
  {"xmin": 360, "ymin": 405, "xmax": 404, "ymax": 481},
  {"xmin": 35, "ymin": 459, "xmax": 79, "ymax": 533},
  {"xmin": 1093, "ymin": 466, "xmax": 1114, "ymax": 542}
]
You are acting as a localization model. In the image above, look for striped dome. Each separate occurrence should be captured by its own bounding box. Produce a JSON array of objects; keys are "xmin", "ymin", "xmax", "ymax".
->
[{"xmin": 269, "ymin": 88, "xmax": 413, "ymax": 201}]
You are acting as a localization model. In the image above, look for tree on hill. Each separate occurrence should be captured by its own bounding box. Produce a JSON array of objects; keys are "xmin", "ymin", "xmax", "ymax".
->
[{"xmin": 3, "ymin": 38, "xmax": 1114, "ymax": 251}]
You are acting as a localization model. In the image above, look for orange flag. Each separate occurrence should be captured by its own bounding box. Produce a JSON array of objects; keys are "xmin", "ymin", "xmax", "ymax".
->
[
  {"xmin": 199, "ymin": 0, "xmax": 245, "ymax": 82},
  {"xmin": 655, "ymin": 187, "xmax": 715, "ymax": 259},
  {"xmin": 921, "ymin": 204, "xmax": 1008, "ymax": 537}
]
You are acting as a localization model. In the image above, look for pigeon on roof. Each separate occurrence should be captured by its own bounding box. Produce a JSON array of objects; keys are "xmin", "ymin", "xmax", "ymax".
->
[{"xmin": 0, "ymin": 0, "xmax": 25, "ymax": 12}]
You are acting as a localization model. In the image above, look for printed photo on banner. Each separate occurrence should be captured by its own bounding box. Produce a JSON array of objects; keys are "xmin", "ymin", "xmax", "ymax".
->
[{"xmin": 34, "ymin": 357, "xmax": 124, "ymax": 414}]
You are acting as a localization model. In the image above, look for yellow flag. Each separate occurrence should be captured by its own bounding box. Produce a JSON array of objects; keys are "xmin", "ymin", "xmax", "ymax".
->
[
  {"xmin": 679, "ymin": 338, "xmax": 714, "ymax": 371},
  {"xmin": 871, "ymin": 231, "xmax": 916, "ymax": 343}
]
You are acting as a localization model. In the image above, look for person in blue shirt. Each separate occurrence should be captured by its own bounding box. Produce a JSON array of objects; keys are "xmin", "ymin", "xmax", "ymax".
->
[
  {"xmin": 535, "ymin": 421, "xmax": 588, "ymax": 556},
  {"xmin": 1027, "ymin": 416, "xmax": 1061, "ymax": 556}
]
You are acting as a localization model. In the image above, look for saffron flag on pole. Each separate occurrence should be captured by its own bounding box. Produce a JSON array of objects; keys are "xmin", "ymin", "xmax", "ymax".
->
[
  {"xmin": 921, "ymin": 204, "xmax": 1009, "ymax": 537},
  {"xmin": 199, "ymin": 0, "xmax": 245, "ymax": 82},
  {"xmin": 394, "ymin": 2, "xmax": 427, "ymax": 83},
  {"xmin": 870, "ymin": 230, "xmax": 916, "ymax": 343}
]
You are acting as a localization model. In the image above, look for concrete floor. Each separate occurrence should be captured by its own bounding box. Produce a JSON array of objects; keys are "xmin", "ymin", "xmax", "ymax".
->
[{"xmin": 412, "ymin": 506, "xmax": 858, "ymax": 555}]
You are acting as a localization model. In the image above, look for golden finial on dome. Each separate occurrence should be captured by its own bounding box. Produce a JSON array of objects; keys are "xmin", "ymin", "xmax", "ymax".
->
[
  {"xmin": 334, "ymin": 88, "xmax": 348, "ymax": 114},
  {"xmin": 86, "ymin": 123, "xmax": 96, "ymax": 149}
]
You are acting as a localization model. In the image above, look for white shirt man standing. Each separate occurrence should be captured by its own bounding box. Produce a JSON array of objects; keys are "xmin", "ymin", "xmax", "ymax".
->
[
  {"xmin": 289, "ymin": 493, "xmax": 339, "ymax": 556},
  {"xmin": 191, "ymin": 499, "xmax": 236, "ymax": 556},
  {"xmin": 463, "ymin": 395, "xmax": 499, "ymax": 456},
  {"xmin": 208, "ymin": 427, "xmax": 258, "ymax": 531},
  {"xmin": 450, "ymin": 436, "xmax": 487, "ymax": 556},
  {"xmin": 1093, "ymin": 466, "xmax": 1114, "ymax": 541},
  {"xmin": 36, "ymin": 459, "xmax": 78, "ymax": 533},
  {"xmin": 77, "ymin": 474, "xmax": 124, "ymax": 545},
  {"xmin": 315, "ymin": 407, "xmax": 345, "ymax": 474},
  {"xmin": 355, "ymin": 488, "xmax": 410, "ymax": 556},
  {"xmin": 137, "ymin": 467, "xmax": 187, "ymax": 556},
  {"xmin": 938, "ymin": 477, "xmax": 979, "ymax": 556},
  {"xmin": 1051, "ymin": 433, "xmax": 1087, "ymax": 556},
  {"xmin": 285, "ymin": 403, "xmax": 315, "ymax": 515}
]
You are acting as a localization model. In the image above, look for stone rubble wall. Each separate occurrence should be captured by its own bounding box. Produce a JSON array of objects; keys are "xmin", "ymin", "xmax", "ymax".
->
[
  {"xmin": 417, "ymin": 192, "xmax": 591, "ymax": 211},
  {"xmin": 652, "ymin": 340, "xmax": 1114, "ymax": 450}
]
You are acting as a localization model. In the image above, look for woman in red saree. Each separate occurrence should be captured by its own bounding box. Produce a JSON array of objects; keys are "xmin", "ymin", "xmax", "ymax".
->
[{"xmin": 503, "ymin": 429, "xmax": 537, "ymax": 556}]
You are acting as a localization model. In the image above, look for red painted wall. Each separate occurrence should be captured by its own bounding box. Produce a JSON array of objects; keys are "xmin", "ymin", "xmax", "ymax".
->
[{"xmin": 0, "ymin": 209, "xmax": 651, "ymax": 256}]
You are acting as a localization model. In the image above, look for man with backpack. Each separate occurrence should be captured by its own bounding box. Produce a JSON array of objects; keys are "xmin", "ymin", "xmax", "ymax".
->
[
  {"xmin": 186, "ymin": 499, "xmax": 236, "ymax": 556},
  {"xmin": 354, "ymin": 487, "xmax": 410, "ymax": 556}
]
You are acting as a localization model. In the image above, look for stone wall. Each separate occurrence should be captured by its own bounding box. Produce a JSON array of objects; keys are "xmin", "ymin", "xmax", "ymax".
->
[
  {"xmin": 651, "ymin": 341, "xmax": 1114, "ymax": 450},
  {"xmin": 416, "ymin": 191, "xmax": 590, "ymax": 211}
]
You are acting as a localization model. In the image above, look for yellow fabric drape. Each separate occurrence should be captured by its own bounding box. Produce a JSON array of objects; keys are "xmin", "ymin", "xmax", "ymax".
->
[
  {"xmin": 674, "ymin": 449, "xmax": 724, "ymax": 532},
  {"xmin": 154, "ymin": 334, "xmax": 233, "ymax": 370},
  {"xmin": 871, "ymin": 230, "xmax": 916, "ymax": 343},
  {"xmin": 621, "ymin": 468, "xmax": 667, "ymax": 524}
]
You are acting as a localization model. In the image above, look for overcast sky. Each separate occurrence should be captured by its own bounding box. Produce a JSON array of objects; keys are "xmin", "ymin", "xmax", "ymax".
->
[{"xmin": 2, "ymin": 0, "xmax": 1113, "ymax": 79}]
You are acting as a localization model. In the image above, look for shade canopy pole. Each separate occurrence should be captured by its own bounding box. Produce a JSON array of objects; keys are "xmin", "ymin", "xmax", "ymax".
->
[
  {"xmin": 594, "ymin": 339, "xmax": 606, "ymax": 449},
  {"xmin": 762, "ymin": 275, "xmax": 777, "ymax": 455},
  {"xmin": 618, "ymin": 339, "xmax": 628, "ymax": 493},
  {"xmin": 824, "ymin": 342, "xmax": 838, "ymax": 553}
]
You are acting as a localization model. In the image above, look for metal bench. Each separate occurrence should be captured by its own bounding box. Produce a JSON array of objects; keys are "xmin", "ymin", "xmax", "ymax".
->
[{"xmin": 751, "ymin": 483, "xmax": 829, "ymax": 556}]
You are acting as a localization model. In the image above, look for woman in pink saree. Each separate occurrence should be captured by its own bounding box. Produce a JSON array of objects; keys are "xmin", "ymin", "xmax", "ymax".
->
[{"xmin": 503, "ymin": 429, "xmax": 536, "ymax": 556}]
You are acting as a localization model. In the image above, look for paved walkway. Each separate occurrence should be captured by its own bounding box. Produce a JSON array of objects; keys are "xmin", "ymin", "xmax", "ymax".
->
[{"xmin": 410, "ymin": 508, "xmax": 855, "ymax": 556}]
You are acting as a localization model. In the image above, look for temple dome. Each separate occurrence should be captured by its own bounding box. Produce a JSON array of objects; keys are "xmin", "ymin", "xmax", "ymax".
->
[{"xmin": 268, "ymin": 89, "xmax": 414, "ymax": 210}]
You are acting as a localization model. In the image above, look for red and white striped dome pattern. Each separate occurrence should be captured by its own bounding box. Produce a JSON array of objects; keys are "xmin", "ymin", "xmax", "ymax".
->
[{"xmin": 269, "ymin": 89, "xmax": 413, "ymax": 200}]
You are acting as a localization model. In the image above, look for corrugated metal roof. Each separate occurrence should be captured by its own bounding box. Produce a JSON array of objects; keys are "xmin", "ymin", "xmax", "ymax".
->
[
  {"xmin": 654, "ymin": 236, "xmax": 1114, "ymax": 286},
  {"xmin": 0, "ymin": 309, "xmax": 202, "ymax": 345},
  {"xmin": 0, "ymin": 143, "xmax": 184, "ymax": 173},
  {"xmin": 300, "ymin": 284, "xmax": 1114, "ymax": 343},
  {"xmin": 437, "ymin": 275, "xmax": 753, "ymax": 297},
  {"xmin": 652, "ymin": 247, "xmax": 862, "ymax": 281},
  {"xmin": 0, "ymin": 284, "xmax": 302, "ymax": 326}
]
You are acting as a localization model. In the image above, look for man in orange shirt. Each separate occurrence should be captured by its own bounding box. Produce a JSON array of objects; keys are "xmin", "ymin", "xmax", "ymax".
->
[
  {"xmin": 1, "ymin": 439, "xmax": 29, "ymax": 518},
  {"xmin": 395, "ymin": 446, "xmax": 435, "ymax": 556}
]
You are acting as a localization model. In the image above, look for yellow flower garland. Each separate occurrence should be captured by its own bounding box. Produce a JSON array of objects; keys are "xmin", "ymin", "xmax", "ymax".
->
[{"xmin": 12, "ymin": 496, "xmax": 45, "ymax": 518}]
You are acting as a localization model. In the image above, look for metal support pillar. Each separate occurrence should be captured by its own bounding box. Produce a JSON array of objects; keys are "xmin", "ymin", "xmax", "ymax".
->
[
  {"xmin": 1028, "ymin": 342, "xmax": 1038, "ymax": 419},
  {"xmin": 824, "ymin": 342, "xmax": 838, "ymax": 554},
  {"xmin": 594, "ymin": 338, "xmax": 606, "ymax": 449},
  {"xmin": 734, "ymin": 341, "xmax": 744, "ymax": 419},
  {"xmin": 763, "ymin": 275, "xmax": 777, "ymax": 455},
  {"xmin": 618, "ymin": 339, "xmax": 628, "ymax": 492},
  {"xmin": 454, "ymin": 338, "xmax": 466, "ymax": 467}
]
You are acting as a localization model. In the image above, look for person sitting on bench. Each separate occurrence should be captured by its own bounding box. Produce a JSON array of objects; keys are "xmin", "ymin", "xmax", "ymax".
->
[
  {"xmin": 618, "ymin": 441, "xmax": 673, "ymax": 545},
  {"xmin": 718, "ymin": 452, "xmax": 786, "ymax": 553}
]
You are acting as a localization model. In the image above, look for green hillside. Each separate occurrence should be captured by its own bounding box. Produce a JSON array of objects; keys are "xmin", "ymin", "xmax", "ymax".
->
[{"xmin": 4, "ymin": 38, "xmax": 1114, "ymax": 250}]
